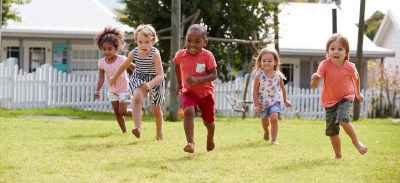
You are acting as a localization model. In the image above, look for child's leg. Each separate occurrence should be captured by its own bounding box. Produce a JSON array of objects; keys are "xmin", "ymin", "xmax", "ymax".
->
[
  {"xmin": 151, "ymin": 105, "xmax": 163, "ymax": 140},
  {"xmin": 203, "ymin": 121, "xmax": 215, "ymax": 151},
  {"xmin": 330, "ymin": 135, "xmax": 342, "ymax": 159},
  {"xmin": 111, "ymin": 101, "xmax": 127, "ymax": 133},
  {"xmin": 131, "ymin": 88, "xmax": 146, "ymax": 138},
  {"xmin": 183, "ymin": 106, "xmax": 196, "ymax": 153},
  {"xmin": 269, "ymin": 112, "xmax": 279, "ymax": 145},
  {"xmin": 118, "ymin": 101, "xmax": 132, "ymax": 117},
  {"xmin": 339, "ymin": 122, "xmax": 368, "ymax": 155},
  {"xmin": 261, "ymin": 118, "xmax": 270, "ymax": 141}
]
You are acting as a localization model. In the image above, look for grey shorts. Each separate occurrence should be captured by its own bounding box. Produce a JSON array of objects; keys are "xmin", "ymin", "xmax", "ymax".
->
[{"xmin": 325, "ymin": 98, "xmax": 352, "ymax": 136}]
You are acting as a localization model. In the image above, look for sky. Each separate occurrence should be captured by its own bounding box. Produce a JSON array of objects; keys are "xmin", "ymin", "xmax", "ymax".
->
[
  {"xmin": 341, "ymin": 0, "xmax": 393, "ymax": 24},
  {"xmin": 98, "ymin": 0, "xmax": 124, "ymax": 13},
  {"xmin": 98, "ymin": 0, "xmax": 393, "ymax": 24}
]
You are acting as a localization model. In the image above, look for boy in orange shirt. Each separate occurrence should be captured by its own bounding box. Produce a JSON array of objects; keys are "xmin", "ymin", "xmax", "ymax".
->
[
  {"xmin": 311, "ymin": 33, "xmax": 368, "ymax": 159},
  {"xmin": 173, "ymin": 24, "xmax": 217, "ymax": 153}
]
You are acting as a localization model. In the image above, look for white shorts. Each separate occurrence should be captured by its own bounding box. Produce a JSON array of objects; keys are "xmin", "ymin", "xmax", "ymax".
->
[{"xmin": 107, "ymin": 92, "xmax": 131, "ymax": 102}]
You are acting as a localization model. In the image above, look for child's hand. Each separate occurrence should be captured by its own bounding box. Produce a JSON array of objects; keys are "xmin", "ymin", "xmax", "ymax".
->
[
  {"xmin": 129, "ymin": 64, "xmax": 136, "ymax": 72},
  {"xmin": 140, "ymin": 83, "xmax": 151, "ymax": 91},
  {"xmin": 311, "ymin": 73, "xmax": 320, "ymax": 80},
  {"xmin": 109, "ymin": 77, "xmax": 116, "ymax": 86},
  {"xmin": 254, "ymin": 106, "xmax": 261, "ymax": 116},
  {"xmin": 185, "ymin": 76, "xmax": 198, "ymax": 86},
  {"xmin": 176, "ymin": 84, "xmax": 183, "ymax": 97},
  {"xmin": 284, "ymin": 100, "xmax": 292, "ymax": 108},
  {"xmin": 94, "ymin": 91, "xmax": 100, "ymax": 100},
  {"xmin": 357, "ymin": 93, "xmax": 365, "ymax": 103}
]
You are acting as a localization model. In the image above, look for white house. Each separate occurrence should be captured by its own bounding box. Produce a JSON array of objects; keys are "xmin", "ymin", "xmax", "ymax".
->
[
  {"xmin": 1, "ymin": 0, "xmax": 132, "ymax": 74},
  {"xmin": 277, "ymin": 2, "xmax": 395, "ymax": 89},
  {"xmin": 373, "ymin": 9, "xmax": 400, "ymax": 68}
]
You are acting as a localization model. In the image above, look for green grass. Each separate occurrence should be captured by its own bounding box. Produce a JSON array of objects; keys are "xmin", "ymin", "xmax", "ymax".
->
[{"xmin": 0, "ymin": 108, "xmax": 399, "ymax": 182}]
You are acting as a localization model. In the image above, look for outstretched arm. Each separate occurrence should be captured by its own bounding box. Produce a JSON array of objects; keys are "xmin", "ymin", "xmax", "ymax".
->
[
  {"xmin": 141, "ymin": 51, "xmax": 164, "ymax": 91},
  {"xmin": 252, "ymin": 73, "xmax": 261, "ymax": 115},
  {"xmin": 352, "ymin": 74, "xmax": 365, "ymax": 102},
  {"xmin": 109, "ymin": 51, "xmax": 134, "ymax": 86},
  {"xmin": 94, "ymin": 68, "xmax": 105, "ymax": 100},
  {"xmin": 175, "ymin": 63, "xmax": 183, "ymax": 96},
  {"xmin": 310, "ymin": 73, "xmax": 321, "ymax": 88},
  {"xmin": 280, "ymin": 76, "xmax": 292, "ymax": 108}
]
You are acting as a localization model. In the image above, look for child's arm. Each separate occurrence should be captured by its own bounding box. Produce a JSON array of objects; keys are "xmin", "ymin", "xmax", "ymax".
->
[
  {"xmin": 310, "ymin": 73, "xmax": 321, "ymax": 88},
  {"xmin": 94, "ymin": 68, "xmax": 105, "ymax": 100},
  {"xmin": 128, "ymin": 63, "xmax": 136, "ymax": 72},
  {"xmin": 185, "ymin": 67, "xmax": 217, "ymax": 86},
  {"xmin": 109, "ymin": 51, "xmax": 134, "ymax": 86},
  {"xmin": 175, "ymin": 63, "xmax": 183, "ymax": 96},
  {"xmin": 252, "ymin": 73, "xmax": 261, "ymax": 115},
  {"xmin": 352, "ymin": 73, "xmax": 365, "ymax": 102},
  {"xmin": 141, "ymin": 50, "xmax": 164, "ymax": 91},
  {"xmin": 279, "ymin": 76, "xmax": 292, "ymax": 108}
]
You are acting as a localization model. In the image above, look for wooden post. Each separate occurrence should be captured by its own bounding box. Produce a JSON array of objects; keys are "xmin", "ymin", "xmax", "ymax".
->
[
  {"xmin": 168, "ymin": 0, "xmax": 180, "ymax": 121},
  {"xmin": 332, "ymin": 8, "xmax": 337, "ymax": 34},
  {"xmin": 354, "ymin": 0, "xmax": 365, "ymax": 120}
]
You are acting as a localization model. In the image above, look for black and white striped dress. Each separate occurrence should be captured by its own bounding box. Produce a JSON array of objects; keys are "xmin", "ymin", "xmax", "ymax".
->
[{"xmin": 129, "ymin": 47, "xmax": 165, "ymax": 106}]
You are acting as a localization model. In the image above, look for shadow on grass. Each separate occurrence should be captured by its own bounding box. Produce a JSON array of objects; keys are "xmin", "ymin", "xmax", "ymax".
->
[
  {"xmin": 217, "ymin": 140, "xmax": 267, "ymax": 151},
  {"xmin": 68, "ymin": 132, "xmax": 114, "ymax": 139},
  {"xmin": 65, "ymin": 140, "xmax": 135, "ymax": 152},
  {"xmin": 273, "ymin": 158, "xmax": 329, "ymax": 174}
]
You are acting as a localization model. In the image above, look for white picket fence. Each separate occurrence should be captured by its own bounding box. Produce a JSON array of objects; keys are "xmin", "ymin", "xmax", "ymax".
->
[{"xmin": 1, "ymin": 58, "xmax": 399, "ymax": 119}]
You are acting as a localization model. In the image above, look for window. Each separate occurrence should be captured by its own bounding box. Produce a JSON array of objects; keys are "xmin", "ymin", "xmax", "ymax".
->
[
  {"xmin": 6, "ymin": 46, "xmax": 20, "ymax": 65},
  {"xmin": 71, "ymin": 49, "xmax": 101, "ymax": 71},
  {"xmin": 281, "ymin": 63, "xmax": 294, "ymax": 86},
  {"xmin": 29, "ymin": 47, "xmax": 46, "ymax": 72}
]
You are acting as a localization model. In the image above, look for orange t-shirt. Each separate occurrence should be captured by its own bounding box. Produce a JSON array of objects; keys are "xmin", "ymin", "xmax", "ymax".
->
[
  {"xmin": 173, "ymin": 49, "xmax": 217, "ymax": 98},
  {"xmin": 316, "ymin": 59, "xmax": 358, "ymax": 107}
]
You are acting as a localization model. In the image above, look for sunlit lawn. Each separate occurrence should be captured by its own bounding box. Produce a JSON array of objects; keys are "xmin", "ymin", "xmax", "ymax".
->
[{"xmin": 0, "ymin": 108, "xmax": 399, "ymax": 182}]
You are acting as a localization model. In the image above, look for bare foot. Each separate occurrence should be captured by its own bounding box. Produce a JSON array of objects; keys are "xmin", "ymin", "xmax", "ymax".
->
[
  {"xmin": 207, "ymin": 138, "xmax": 215, "ymax": 152},
  {"xmin": 271, "ymin": 141, "xmax": 279, "ymax": 145},
  {"xmin": 132, "ymin": 128, "xmax": 141, "ymax": 138},
  {"xmin": 356, "ymin": 143, "xmax": 368, "ymax": 155},
  {"xmin": 156, "ymin": 134, "xmax": 163, "ymax": 141},
  {"xmin": 183, "ymin": 143, "xmax": 195, "ymax": 153},
  {"xmin": 332, "ymin": 155, "xmax": 342, "ymax": 160},
  {"xmin": 264, "ymin": 132, "xmax": 270, "ymax": 141}
]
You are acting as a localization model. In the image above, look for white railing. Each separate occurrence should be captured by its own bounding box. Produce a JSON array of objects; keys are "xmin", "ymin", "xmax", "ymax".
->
[{"xmin": 1, "ymin": 59, "xmax": 399, "ymax": 119}]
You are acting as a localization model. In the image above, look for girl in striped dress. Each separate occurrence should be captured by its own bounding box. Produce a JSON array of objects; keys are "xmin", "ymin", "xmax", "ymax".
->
[{"xmin": 109, "ymin": 24, "xmax": 165, "ymax": 140}]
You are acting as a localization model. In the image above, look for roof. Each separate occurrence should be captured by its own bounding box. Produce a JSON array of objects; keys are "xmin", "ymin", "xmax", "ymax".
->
[
  {"xmin": 2, "ymin": 0, "xmax": 132, "ymax": 39},
  {"xmin": 277, "ymin": 2, "xmax": 395, "ymax": 58},
  {"xmin": 373, "ymin": 9, "xmax": 400, "ymax": 44}
]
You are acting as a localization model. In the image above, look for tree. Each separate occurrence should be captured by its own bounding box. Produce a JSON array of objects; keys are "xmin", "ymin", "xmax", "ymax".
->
[
  {"xmin": 364, "ymin": 11, "xmax": 384, "ymax": 40},
  {"xmin": 118, "ymin": 0, "xmax": 279, "ymax": 82},
  {"xmin": 1, "ymin": 0, "xmax": 26, "ymax": 26}
]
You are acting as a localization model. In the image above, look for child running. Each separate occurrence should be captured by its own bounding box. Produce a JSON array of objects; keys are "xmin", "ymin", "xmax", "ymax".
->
[
  {"xmin": 311, "ymin": 33, "xmax": 368, "ymax": 159},
  {"xmin": 109, "ymin": 24, "xmax": 165, "ymax": 140},
  {"xmin": 173, "ymin": 24, "xmax": 217, "ymax": 153},
  {"xmin": 252, "ymin": 47, "xmax": 292, "ymax": 145},
  {"xmin": 93, "ymin": 26, "xmax": 135, "ymax": 133}
]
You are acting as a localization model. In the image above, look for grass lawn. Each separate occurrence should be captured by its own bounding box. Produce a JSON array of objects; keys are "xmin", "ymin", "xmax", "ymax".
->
[{"xmin": 0, "ymin": 108, "xmax": 399, "ymax": 182}]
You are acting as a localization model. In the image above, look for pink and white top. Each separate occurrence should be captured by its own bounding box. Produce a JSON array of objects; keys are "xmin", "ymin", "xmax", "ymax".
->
[{"xmin": 98, "ymin": 55, "xmax": 129, "ymax": 93}]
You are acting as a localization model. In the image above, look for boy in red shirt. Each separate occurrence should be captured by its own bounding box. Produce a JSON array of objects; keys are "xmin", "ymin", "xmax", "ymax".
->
[{"xmin": 173, "ymin": 24, "xmax": 217, "ymax": 153}]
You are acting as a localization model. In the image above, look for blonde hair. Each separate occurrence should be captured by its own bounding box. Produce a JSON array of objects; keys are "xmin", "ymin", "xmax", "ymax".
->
[
  {"xmin": 326, "ymin": 33, "xmax": 350, "ymax": 61},
  {"xmin": 253, "ymin": 47, "xmax": 286, "ymax": 80},
  {"xmin": 134, "ymin": 24, "xmax": 158, "ymax": 43}
]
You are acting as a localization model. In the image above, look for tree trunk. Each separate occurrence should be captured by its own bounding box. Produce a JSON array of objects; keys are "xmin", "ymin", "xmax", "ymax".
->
[
  {"xmin": 168, "ymin": 0, "xmax": 180, "ymax": 121},
  {"xmin": 353, "ymin": 0, "xmax": 365, "ymax": 121}
]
